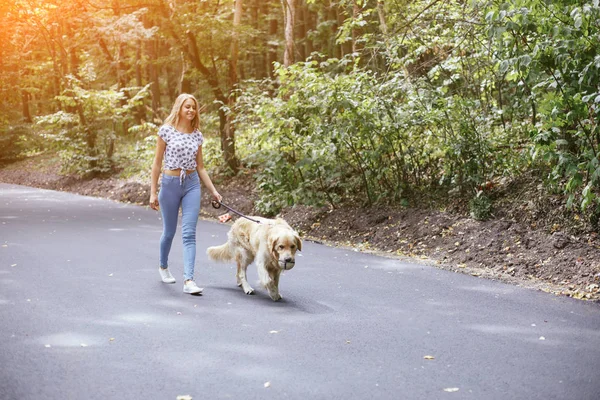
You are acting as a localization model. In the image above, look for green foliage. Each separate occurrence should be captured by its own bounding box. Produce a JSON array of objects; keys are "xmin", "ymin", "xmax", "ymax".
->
[
  {"xmin": 35, "ymin": 75, "xmax": 150, "ymax": 176},
  {"xmin": 114, "ymin": 123, "xmax": 159, "ymax": 181},
  {"xmin": 3, "ymin": 0, "xmax": 599, "ymax": 228},
  {"xmin": 230, "ymin": 0, "xmax": 600, "ymax": 223},
  {"xmin": 201, "ymin": 136, "xmax": 226, "ymax": 175},
  {"xmin": 236, "ymin": 47, "xmax": 526, "ymax": 215},
  {"xmin": 234, "ymin": 0, "xmax": 532, "ymax": 216},
  {"xmin": 488, "ymin": 0, "xmax": 600, "ymax": 216},
  {"xmin": 0, "ymin": 124, "xmax": 44, "ymax": 163},
  {"xmin": 469, "ymin": 191, "xmax": 493, "ymax": 221}
]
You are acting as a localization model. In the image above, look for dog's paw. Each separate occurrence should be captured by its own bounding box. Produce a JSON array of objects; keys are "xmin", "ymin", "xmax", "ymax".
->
[
  {"xmin": 270, "ymin": 293, "xmax": 282, "ymax": 301},
  {"xmin": 244, "ymin": 287, "xmax": 255, "ymax": 295}
]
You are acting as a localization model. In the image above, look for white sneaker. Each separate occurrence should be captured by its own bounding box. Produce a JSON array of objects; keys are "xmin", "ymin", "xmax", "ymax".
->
[
  {"xmin": 159, "ymin": 267, "xmax": 176, "ymax": 284},
  {"xmin": 183, "ymin": 280, "xmax": 203, "ymax": 294}
]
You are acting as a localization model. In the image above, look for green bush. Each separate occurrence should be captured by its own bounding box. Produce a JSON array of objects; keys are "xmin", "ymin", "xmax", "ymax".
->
[
  {"xmin": 234, "ymin": 56, "xmax": 525, "ymax": 215},
  {"xmin": 114, "ymin": 126, "xmax": 158, "ymax": 181},
  {"xmin": 469, "ymin": 191, "xmax": 493, "ymax": 221},
  {"xmin": 487, "ymin": 1, "xmax": 600, "ymax": 217},
  {"xmin": 0, "ymin": 124, "xmax": 44, "ymax": 163},
  {"xmin": 35, "ymin": 76, "xmax": 149, "ymax": 177}
]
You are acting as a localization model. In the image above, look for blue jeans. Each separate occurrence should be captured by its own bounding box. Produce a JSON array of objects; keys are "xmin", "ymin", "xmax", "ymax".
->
[{"xmin": 158, "ymin": 171, "xmax": 201, "ymax": 281}]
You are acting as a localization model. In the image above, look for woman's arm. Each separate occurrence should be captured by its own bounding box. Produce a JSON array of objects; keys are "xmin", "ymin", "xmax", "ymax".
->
[
  {"xmin": 149, "ymin": 137, "xmax": 166, "ymax": 210},
  {"xmin": 196, "ymin": 146, "xmax": 221, "ymax": 201}
]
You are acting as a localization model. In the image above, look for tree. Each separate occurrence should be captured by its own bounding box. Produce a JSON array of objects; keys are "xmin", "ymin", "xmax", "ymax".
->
[{"xmin": 283, "ymin": 0, "xmax": 297, "ymax": 67}]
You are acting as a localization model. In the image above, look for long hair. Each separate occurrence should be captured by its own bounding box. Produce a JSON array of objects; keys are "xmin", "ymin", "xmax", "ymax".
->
[{"xmin": 163, "ymin": 93, "xmax": 200, "ymax": 131}]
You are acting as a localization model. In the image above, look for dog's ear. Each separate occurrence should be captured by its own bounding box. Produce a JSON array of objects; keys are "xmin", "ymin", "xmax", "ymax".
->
[
  {"xmin": 269, "ymin": 234, "xmax": 279, "ymax": 255},
  {"xmin": 294, "ymin": 233, "xmax": 302, "ymax": 251}
]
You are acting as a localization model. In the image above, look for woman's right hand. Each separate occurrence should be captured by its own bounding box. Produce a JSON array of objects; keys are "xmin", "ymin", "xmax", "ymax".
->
[{"xmin": 149, "ymin": 193, "xmax": 159, "ymax": 211}]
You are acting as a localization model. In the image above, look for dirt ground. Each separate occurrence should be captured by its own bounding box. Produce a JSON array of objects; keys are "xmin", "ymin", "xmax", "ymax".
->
[{"xmin": 2, "ymin": 155, "xmax": 599, "ymax": 301}]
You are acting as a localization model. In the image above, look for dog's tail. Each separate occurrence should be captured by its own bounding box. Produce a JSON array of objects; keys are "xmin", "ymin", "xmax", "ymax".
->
[{"xmin": 206, "ymin": 242, "xmax": 234, "ymax": 262}]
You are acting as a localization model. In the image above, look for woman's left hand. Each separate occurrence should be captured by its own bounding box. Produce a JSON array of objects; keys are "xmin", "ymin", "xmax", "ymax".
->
[{"xmin": 212, "ymin": 191, "xmax": 222, "ymax": 202}]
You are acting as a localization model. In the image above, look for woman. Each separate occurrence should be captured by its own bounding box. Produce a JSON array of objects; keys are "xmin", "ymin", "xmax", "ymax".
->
[{"xmin": 149, "ymin": 93, "xmax": 222, "ymax": 295}]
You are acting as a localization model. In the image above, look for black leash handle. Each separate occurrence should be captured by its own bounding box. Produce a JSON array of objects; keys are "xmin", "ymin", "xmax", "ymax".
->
[{"xmin": 211, "ymin": 200, "xmax": 262, "ymax": 224}]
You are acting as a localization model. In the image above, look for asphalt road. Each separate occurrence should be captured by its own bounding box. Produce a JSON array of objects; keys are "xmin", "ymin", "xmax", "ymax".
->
[{"xmin": 1, "ymin": 183, "xmax": 599, "ymax": 400}]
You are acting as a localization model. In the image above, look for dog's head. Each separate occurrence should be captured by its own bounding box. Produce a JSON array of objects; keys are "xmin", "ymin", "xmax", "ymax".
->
[{"xmin": 269, "ymin": 227, "xmax": 302, "ymax": 270}]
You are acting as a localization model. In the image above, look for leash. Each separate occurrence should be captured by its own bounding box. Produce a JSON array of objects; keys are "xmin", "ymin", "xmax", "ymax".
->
[{"xmin": 211, "ymin": 200, "xmax": 262, "ymax": 224}]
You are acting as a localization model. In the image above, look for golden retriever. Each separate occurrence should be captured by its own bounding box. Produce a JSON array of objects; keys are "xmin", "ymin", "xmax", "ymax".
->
[{"xmin": 207, "ymin": 217, "xmax": 301, "ymax": 301}]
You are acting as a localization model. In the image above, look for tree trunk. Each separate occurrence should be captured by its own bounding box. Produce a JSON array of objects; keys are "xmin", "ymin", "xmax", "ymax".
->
[
  {"xmin": 339, "ymin": 6, "xmax": 351, "ymax": 56},
  {"xmin": 67, "ymin": 24, "xmax": 80, "ymax": 79},
  {"xmin": 49, "ymin": 39, "xmax": 62, "ymax": 109},
  {"xmin": 268, "ymin": 13, "xmax": 278, "ymax": 78},
  {"xmin": 377, "ymin": 0, "xmax": 388, "ymax": 36},
  {"xmin": 283, "ymin": 0, "xmax": 296, "ymax": 67},
  {"xmin": 134, "ymin": 42, "xmax": 145, "ymax": 124},
  {"xmin": 229, "ymin": 0, "xmax": 243, "ymax": 89},
  {"xmin": 147, "ymin": 39, "xmax": 162, "ymax": 122},
  {"xmin": 110, "ymin": 0, "xmax": 129, "ymax": 93},
  {"xmin": 165, "ymin": 59, "xmax": 178, "ymax": 98},
  {"xmin": 18, "ymin": 52, "xmax": 33, "ymax": 123},
  {"xmin": 179, "ymin": 52, "xmax": 192, "ymax": 94},
  {"xmin": 297, "ymin": 1, "xmax": 307, "ymax": 61},
  {"xmin": 186, "ymin": 31, "xmax": 239, "ymax": 173},
  {"xmin": 251, "ymin": 0, "xmax": 266, "ymax": 78},
  {"xmin": 327, "ymin": 1, "xmax": 341, "ymax": 59},
  {"xmin": 58, "ymin": 23, "xmax": 69, "ymax": 77},
  {"xmin": 352, "ymin": 1, "xmax": 361, "ymax": 54},
  {"xmin": 75, "ymin": 99, "xmax": 97, "ymax": 172},
  {"xmin": 21, "ymin": 90, "xmax": 32, "ymax": 123},
  {"xmin": 305, "ymin": 6, "xmax": 315, "ymax": 57}
]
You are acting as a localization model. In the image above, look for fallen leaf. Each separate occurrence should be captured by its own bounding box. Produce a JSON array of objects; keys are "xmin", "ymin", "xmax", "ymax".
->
[
  {"xmin": 218, "ymin": 213, "xmax": 232, "ymax": 223},
  {"xmin": 108, "ymin": 273, "xmax": 113, "ymax": 277},
  {"xmin": 10, "ymin": 264, "xmax": 17, "ymax": 267},
  {"xmin": 269, "ymin": 330, "xmax": 279, "ymax": 334},
  {"xmin": 264, "ymin": 382, "xmax": 271, "ymax": 388},
  {"xmin": 109, "ymin": 338, "xmax": 115, "ymax": 342},
  {"xmin": 44, "ymin": 344, "xmax": 51, "ymax": 348},
  {"xmin": 176, "ymin": 396, "xmax": 193, "ymax": 400},
  {"xmin": 539, "ymin": 336, "xmax": 545, "ymax": 340},
  {"xmin": 80, "ymin": 343, "xmax": 88, "ymax": 347},
  {"xmin": 346, "ymin": 340, "xmax": 351, "ymax": 344},
  {"xmin": 424, "ymin": 355, "xmax": 435, "ymax": 360},
  {"xmin": 443, "ymin": 388, "xmax": 459, "ymax": 392}
]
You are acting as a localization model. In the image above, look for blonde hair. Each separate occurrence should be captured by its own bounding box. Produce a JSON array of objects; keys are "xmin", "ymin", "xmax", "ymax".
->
[{"xmin": 164, "ymin": 93, "xmax": 200, "ymax": 131}]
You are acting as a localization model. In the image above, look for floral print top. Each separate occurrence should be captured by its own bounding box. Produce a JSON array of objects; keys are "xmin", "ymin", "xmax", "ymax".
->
[{"xmin": 158, "ymin": 124, "xmax": 204, "ymax": 172}]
